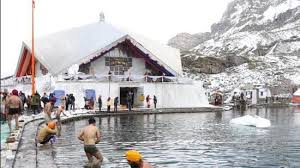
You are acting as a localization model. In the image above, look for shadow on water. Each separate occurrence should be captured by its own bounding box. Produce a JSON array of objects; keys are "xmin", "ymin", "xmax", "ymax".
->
[{"xmin": 40, "ymin": 107, "xmax": 300, "ymax": 168}]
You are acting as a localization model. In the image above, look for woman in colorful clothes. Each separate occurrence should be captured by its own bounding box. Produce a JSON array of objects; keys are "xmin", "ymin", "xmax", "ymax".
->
[
  {"xmin": 89, "ymin": 97, "xmax": 95, "ymax": 110},
  {"xmin": 146, "ymin": 95, "xmax": 151, "ymax": 108},
  {"xmin": 107, "ymin": 97, "xmax": 112, "ymax": 112}
]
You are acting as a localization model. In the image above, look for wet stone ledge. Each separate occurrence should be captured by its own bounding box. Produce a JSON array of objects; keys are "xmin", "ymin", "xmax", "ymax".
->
[{"xmin": 60, "ymin": 107, "xmax": 223, "ymax": 124}]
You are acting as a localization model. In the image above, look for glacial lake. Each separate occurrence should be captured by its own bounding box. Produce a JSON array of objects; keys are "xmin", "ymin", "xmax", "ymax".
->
[{"xmin": 46, "ymin": 107, "xmax": 300, "ymax": 167}]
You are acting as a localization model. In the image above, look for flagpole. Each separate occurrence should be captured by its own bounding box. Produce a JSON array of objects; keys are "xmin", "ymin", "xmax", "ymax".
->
[{"xmin": 31, "ymin": 0, "xmax": 36, "ymax": 95}]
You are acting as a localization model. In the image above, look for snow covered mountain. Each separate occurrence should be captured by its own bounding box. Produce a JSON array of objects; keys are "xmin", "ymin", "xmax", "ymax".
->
[
  {"xmin": 168, "ymin": 32, "xmax": 211, "ymax": 51},
  {"xmin": 168, "ymin": 0, "xmax": 300, "ymax": 95}
]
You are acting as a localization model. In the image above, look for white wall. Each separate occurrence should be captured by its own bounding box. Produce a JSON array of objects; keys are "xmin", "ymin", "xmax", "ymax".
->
[
  {"xmin": 4, "ymin": 78, "xmax": 210, "ymax": 109},
  {"xmin": 52, "ymin": 81, "xmax": 209, "ymax": 109},
  {"xmin": 127, "ymin": 58, "xmax": 145, "ymax": 76},
  {"xmin": 35, "ymin": 61, "xmax": 42, "ymax": 77},
  {"xmin": 91, "ymin": 56, "xmax": 109, "ymax": 75},
  {"xmin": 258, "ymin": 88, "xmax": 271, "ymax": 98}
]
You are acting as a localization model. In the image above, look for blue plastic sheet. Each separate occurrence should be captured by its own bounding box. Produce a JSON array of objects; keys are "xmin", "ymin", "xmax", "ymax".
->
[
  {"xmin": 53, "ymin": 90, "xmax": 65, "ymax": 107},
  {"xmin": 85, "ymin": 89, "xmax": 96, "ymax": 101}
]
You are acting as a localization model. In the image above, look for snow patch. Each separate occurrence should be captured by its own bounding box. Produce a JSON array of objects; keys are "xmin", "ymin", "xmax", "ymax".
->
[
  {"xmin": 263, "ymin": 0, "xmax": 300, "ymax": 22},
  {"xmin": 230, "ymin": 115, "xmax": 271, "ymax": 128}
]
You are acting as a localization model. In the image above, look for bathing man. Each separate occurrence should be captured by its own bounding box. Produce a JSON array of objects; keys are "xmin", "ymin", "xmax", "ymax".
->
[
  {"xmin": 37, "ymin": 121, "xmax": 57, "ymax": 144},
  {"xmin": 78, "ymin": 117, "xmax": 103, "ymax": 166},
  {"xmin": 43, "ymin": 98, "xmax": 56, "ymax": 122},
  {"xmin": 6, "ymin": 89, "xmax": 23, "ymax": 133},
  {"xmin": 55, "ymin": 104, "xmax": 66, "ymax": 136},
  {"xmin": 125, "ymin": 150, "xmax": 153, "ymax": 168}
]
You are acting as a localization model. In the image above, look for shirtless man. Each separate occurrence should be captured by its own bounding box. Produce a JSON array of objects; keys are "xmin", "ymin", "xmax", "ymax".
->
[
  {"xmin": 5, "ymin": 89, "xmax": 23, "ymax": 133},
  {"xmin": 78, "ymin": 117, "xmax": 103, "ymax": 166},
  {"xmin": 37, "ymin": 121, "xmax": 57, "ymax": 144},
  {"xmin": 125, "ymin": 150, "xmax": 153, "ymax": 168},
  {"xmin": 55, "ymin": 104, "xmax": 66, "ymax": 136},
  {"xmin": 43, "ymin": 99, "xmax": 55, "ymax": 122}
]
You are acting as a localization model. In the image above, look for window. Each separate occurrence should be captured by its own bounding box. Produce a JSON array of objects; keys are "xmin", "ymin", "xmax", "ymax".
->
[
  {"xmin": 105, "ymin": 57, "xmax": 110, "ymax": 66},
  {"xmin": 260, "ymin": 92, "xmax": 263, "ymax": 96},
  {"xmin": 114, "ymin": 66, "xmax": 124, "ymax": 75},
  {"xmin": 105, "ymin": 57, "xmax": 132, "ymax": 75}
]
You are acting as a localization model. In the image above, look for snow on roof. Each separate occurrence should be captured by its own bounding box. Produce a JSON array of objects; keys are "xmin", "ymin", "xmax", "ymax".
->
[
  {"xmin": 22, "ymin": 21, "xmax": 181, "ymax": 76},
  {"xmin": 294, "ymin": 88, "xmax": 300, "ymax": 96},
  {"xmin": 128, "ymin": 33, "xmax": 182, "ymax": 76}
]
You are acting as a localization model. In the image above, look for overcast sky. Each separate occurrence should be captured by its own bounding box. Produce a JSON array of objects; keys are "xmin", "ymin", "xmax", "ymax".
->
[{"xmin": 1, "ymin": 0, "xmax": 232, "ymax": 77}]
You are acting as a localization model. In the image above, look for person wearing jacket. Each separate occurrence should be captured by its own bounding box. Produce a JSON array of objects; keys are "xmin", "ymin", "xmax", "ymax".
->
[
  {"xmin": 31, "ymin": 92, "xmax": 41, "ymax": 115},
  {"xmin": 107, "ymin": 97, "xmax": 112, "ymax": 112},
  {"xmin": 98, "ymin": 95, "xmax": 102, "ymax": 112},
  {"xmin": 114, "ymin": 97, "xmax": 119, "ymax": 112}
]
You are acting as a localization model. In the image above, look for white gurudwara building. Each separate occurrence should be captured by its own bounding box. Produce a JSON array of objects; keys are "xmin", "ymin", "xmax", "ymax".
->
[{"xmin": 2, "ymin": 14, "xmax": 209, "ymax": 108}]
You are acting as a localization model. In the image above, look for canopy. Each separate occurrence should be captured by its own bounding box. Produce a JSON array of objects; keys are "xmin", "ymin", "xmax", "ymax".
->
[{"xmin": 17, "ymin": 21, "xmax": 182, "ymax": 77}]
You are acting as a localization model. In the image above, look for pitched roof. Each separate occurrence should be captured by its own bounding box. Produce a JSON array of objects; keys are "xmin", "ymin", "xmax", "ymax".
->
[
  {"xmin": 20, "ymin": 21, "xmax": 182, "ymax": 76},
  {"xmin": 294, "ymin": 88, "xmax": 300, "ymax": 96}
]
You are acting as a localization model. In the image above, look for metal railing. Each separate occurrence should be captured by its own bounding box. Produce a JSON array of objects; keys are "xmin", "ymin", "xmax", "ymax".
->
[
  {"xmin": 1, "ymin": 76, "xmax": 32, "ymax": 87},
  {"xmin": 0, "ymin": 74, "xmax": 194, "ymax": 87},
  {"xmin": 58, "ymin": 74, "xmax": 193, "ymax": 84}
]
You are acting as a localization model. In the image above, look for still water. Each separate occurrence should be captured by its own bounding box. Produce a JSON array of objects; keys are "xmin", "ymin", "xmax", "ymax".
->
[{"xmin": 51, "ymin": 107, "xmax": 300, "ymax": 168}]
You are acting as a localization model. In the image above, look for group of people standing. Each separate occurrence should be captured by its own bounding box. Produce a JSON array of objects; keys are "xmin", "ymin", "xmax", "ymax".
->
[
  {"xmin": 145, "ymin": 95, "xmax": 157, "ymax": 109},
  {"xmin": 0, "ymin": 89, "xmax": 58, "ymax": 132},
  {"xmin": 1, "ymin": 89, "xmax": 152, "ymax": 167},
  {"xmin": 96, "ymin": 92, "xmax": 158, "ymax": 113},
  {"xmin": 97, "ymin": 95, "xmax": 119, "ymax": 112},
  {"xmin": 64, "ymin": 94, "xmax": 76, "ymax": 111}
]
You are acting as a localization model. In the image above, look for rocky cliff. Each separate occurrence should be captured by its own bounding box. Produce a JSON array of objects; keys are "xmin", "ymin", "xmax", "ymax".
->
[{"xmin": 169, "ymin": 0, "xmax": 300, "ymax": 94}]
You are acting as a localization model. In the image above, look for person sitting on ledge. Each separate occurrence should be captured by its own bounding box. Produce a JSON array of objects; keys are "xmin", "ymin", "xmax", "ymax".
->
[
  {"xmin": 125, "ymin": 150, "xmax": 153, "ymax": 168},
  {"xmin": 37, "ymin": 121, "xmax": 57, "ymax": 144}
]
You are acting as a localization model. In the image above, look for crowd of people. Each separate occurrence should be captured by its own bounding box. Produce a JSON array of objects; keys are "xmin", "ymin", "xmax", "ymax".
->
[
  {"xmin": 0, "ymin": 89, "xmax": 58, "ymax": 132},
  {"xmin": 95, "ymin": 93, "xmax": 158, "ymax": 113},
  {"xmin": 1, "ymin": 89, "xmax": 157, "ymax": 167}
]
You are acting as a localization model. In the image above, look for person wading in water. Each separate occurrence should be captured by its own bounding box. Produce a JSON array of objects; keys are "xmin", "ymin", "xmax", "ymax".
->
[
  {"xmin": 43, "ymin": 98, "xmax": 56, "ymax": 122},
  {"xmin": 5, "ymin": 89, "xmax": 23, "ymax": 133},
  {"xmin": 55, "ymin": 104, "xmax": 66, "ymax": 136},
  {"xmin": 78, "ymin": 117, "xmax": 103, "ymax": 167},
  {"xmin": 125, "ymin": 150, "xmax": 153, "ymax": 168},
  {"xmin": 37, "ymin": 121, "xmax": 57, "ymax": 145}
]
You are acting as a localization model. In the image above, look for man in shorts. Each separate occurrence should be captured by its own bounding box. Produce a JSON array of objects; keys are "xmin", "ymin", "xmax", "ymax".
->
[
  {"xmin": 43, "ymin": 98, "xmax": 55, "ymax": 122},
  {"xmin": 5, "ymin": 89, "xmax": 23, "ymax": 133},
  {"xmin": 55, "ymin": 104, "xmax": 66, "ymax": 136},
  {"xmin": 78, "ymin": 117, "xmax": 103, "ymax": 166}
]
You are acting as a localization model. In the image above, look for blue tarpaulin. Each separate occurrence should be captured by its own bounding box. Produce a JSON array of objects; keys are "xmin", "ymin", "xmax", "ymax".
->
[
  {"xmin": 53, "ymin": 90, "xmax": 65, "ymax": 107},
  {"xmin": 85, "ymin": 89, "xmax": 96, "ymax": 101}
]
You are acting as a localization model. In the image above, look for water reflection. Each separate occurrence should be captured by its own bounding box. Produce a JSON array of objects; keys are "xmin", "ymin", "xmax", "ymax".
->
[{"xmin": 49, "ymin": 107, "xmax": 300, "ymax": 168}]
